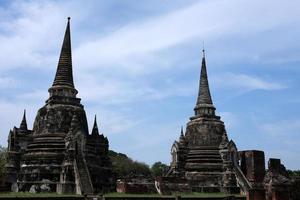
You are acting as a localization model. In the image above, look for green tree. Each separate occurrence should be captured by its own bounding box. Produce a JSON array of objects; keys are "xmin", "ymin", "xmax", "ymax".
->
[
  {"xmin": 287, "ymin": 170, "xmax": 300, "ymax": 178},
  {"xmin": 131, "ymin": 161, "xmax": 151, "ymax": 178},
  {"xmin": 151, "ymin": 161, "xmax": 169, "ymax": 177},
  {"xmin": 0, "ymin": 146, "xmax": 7, "ymax": 182},
  {"xmin": 108, "ymin": 150, "xmax": 152, "ymax": 179}
]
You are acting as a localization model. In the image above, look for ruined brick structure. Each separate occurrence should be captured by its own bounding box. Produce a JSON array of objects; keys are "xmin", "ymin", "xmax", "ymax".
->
[
  {"xmin": 162, "ymin": 50, "xmax": 244, "ymax": 193},
  {"xmin": 241, "ymin": 155, "xmax": 294, "ymax": 200},
  {"xmin": 263, "ymin": 159, "xmax": 292, "ymax": 200},
  {"xmin": 159, "ymin": 50, "xmax": 293, "ymax": 200},
  {"xmin": 5, "ymin": 18, "xmax": 113, "ymax": 194},
  {"xmin": 116, "ymin": 179, "xmax": 156, "ymax": 194}
]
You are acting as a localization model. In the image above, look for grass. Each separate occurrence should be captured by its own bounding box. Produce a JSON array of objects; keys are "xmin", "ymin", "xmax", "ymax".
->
[
  {"xmin": 0, "ymin": 192, "xmax": 245, "ymax": 198},
  {"xmin": 104, "ymin": 192, "xmax": 162, "ymax": 197},
  {"xmin": 0, "ymin": 192, "xmax": 81, "ymax": 197},
  {"xmin": 178, "ymin": 192, "xmax": 244, "ymax": 197},
  {"xmin": 104, "ymin": 192, "xmax": 245, "ymax": 197}
]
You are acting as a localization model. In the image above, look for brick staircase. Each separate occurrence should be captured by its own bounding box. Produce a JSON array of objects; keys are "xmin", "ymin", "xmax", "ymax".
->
[{"xmin": 75, "ymin": 152, "xmax": 93, "ymax": 194}]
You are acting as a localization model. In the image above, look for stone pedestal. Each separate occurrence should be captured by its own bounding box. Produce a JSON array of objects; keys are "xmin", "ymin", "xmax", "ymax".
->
[
  {"xmin": 247, "ymin": 189, "xmax": 265, "ymax": 200},
  {"xmin": 269, "ymin": 190, "xmax": 290, "ymax": 200},
  {"xmin": 57, "ymin": 182, "xmax": 76, "ymax": 194}
]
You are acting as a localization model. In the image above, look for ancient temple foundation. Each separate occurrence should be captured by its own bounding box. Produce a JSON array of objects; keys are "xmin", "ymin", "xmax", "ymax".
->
[{"xmin": 5, "ymin": 18, "xmax": 113, "ymax": 194}]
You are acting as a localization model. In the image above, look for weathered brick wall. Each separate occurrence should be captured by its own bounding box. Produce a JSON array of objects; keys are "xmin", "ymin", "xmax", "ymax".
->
[
  {"xmin": 116, "ymin": 180, "xmax": 156, "ymax": 194},
  {"xmin": 239, "ymin": 150, "xmax": 265, "ymax": 184},
  {"xmin": 264, "ymin": 158, "xmax": 292, "ymax": 200}
]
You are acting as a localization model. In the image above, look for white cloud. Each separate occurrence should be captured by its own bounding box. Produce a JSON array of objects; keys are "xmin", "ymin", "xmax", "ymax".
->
[
  {"xmin": 85, "ymin": 108, "xmax": 143, "ymax": 136},
  {"xmin": 74, "ymin": 0, "xmax": 300, "ymax": 74},
  {"xmin": 257, "ymin": 119, "xmax": 300, "ymax": 169},
  {"xmin": 15, "ymin": 90, "xmax": 48, "ymax": 103},
  {"xmin": 0, "ymin": 100, "xmax": 38, "ymax": 146},
  {"xmin": 76, "ymin": 71, "xmax": 195, "ymax": 105},
  {"xmin": 212, "ymin": 73, "xmax": 286, "ymax": 92},
  {"xmin": 260, "ymin": 120, "xmax": 300, "ymax": 137},
  {"xmin": 219, "ymin": 111, "xmax": 238, "ymax": 130},
  {"xmin": 1, "ymin": 0, "xmax": 299, "ymax": 74},
  {"xmin": 0, "ymin": 76, "xmax": 18, "ymax": 89},
  {"xmin": 0, "ymin": 1, "xmax": 92, "ymax": 71}
]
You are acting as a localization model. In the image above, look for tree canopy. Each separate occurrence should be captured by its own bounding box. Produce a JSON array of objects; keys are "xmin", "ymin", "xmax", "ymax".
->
[
  {"xmin": 151, "ymin": 161, "xmax": 169, "ymax": 177},
  {"xmin": 108, "ymin": 150, "xmax": 169, "ymax": 179},
  {"xmin": 0, "ymin": 146, "xmax": 7, "ymax": 182},
  {"xmin": 287, "ymin": 170, "xmax": 300, "ymax": 178},
  {"xmin": 109, "ymin": 150, "xmax": 152, "ymax": 179}
]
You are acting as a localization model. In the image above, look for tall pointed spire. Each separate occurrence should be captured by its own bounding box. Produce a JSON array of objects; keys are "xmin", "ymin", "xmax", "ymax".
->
[
  {"xmin": 180, "ymin": 126, "xmax": 184, "ymax": 137},
  {"xmin": 196, "ymin": 49, "xmax": 213, "ymax": 105},
  {"xmin": 19, "ymin": 109, "xmax": 28, "ymax": 131},
  {"xmin": 48, "ymin": 18, "xmax": 79, "ymax": 103},
  {"xmin": 194, "ymin": 49, "xmax": 216, "ymax": 117},
  {"xmin": 179, "ymin": 126, "xmax": 186, "ymax": 145},
  {"xmin": 52, "ymin": 17, "xmax": 74, "ymax": 88},
  {"xmin": 91, "ymin": 115, "xmax": 99, "ymax": 136}
]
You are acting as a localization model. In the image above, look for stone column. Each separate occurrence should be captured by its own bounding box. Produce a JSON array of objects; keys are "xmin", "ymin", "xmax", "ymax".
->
[
  {"xmin": 240, "ymin": 150, "xmax": 265, "ymax": 184},
  {"xmin": 239, "ymin": 150, "xmax": 266, "ymax": 200}
]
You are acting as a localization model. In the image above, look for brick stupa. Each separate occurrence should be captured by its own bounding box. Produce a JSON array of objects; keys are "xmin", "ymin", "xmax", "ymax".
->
[{"xmin": 5, "ymin": 18, "xmax": 113, "ymax": 194}]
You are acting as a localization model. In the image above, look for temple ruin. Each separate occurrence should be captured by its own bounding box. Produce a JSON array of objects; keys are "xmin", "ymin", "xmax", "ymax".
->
[
  {"xmin": 161, "ymin": 50, "xmax": 242, "ymax": 193},
  {"xmin": 5, "ymin": 18, "xmax": 113, "ymax": 194},
  {"xmin": 2, "ymin": 18, "xmax": 296, "ymax": 200},
  {"xmin": 157, "ymin": 50, "xmax": 294, "ymax": 200}
]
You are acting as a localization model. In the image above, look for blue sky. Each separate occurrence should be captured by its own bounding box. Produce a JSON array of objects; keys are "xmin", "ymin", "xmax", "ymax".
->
[{"xmin": 0, "ymin": 0, "xmax": 300, "ymax": 169}]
